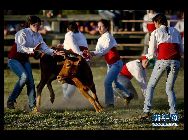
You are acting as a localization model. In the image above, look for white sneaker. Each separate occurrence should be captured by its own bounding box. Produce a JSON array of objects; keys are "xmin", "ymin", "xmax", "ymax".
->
[
  {"xmin": 113, "ymin": 88, "xmax": 130, "ymax": 99},
  {"xmin": 121, "ymin": 91, "xmax": 130, "ymax": 98}
]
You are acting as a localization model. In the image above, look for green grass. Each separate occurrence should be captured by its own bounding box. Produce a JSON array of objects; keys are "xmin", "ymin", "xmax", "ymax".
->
[{"xmin": 4, "ymin": 65, "xmax": 184, "ymax": 130}]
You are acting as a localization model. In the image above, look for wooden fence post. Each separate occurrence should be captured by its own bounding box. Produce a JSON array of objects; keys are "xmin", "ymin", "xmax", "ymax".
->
[{"xmin": 51, "ymin": 21, "xmax": 60, "ymax": 33}]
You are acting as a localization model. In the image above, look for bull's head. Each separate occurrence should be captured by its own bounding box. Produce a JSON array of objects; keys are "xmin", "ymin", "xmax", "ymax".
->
[{"xmin": 57, "ymin": 55, "xmax": 82, "ymax": 83}]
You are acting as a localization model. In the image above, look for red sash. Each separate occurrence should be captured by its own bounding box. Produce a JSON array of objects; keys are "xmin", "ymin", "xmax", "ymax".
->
[
  {"xmin": 120, "ymin": 64, "xmax": 133, "ymax": 80},
  {"xmin": 8, "ymin": 42, "xmax": 29, "ymax": 62},
  {"xmin": 157, "ymin": 43, "xmax": 181, "ymax": 60},
  {"xmin": 104, "ymin": 47, "xmax": 120, "ymax": 64}
]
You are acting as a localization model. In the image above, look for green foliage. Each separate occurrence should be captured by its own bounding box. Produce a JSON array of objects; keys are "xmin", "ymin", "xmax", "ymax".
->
[{"xmin": 4, "ymin": 108, "xmax": 184, "ymax": 130}]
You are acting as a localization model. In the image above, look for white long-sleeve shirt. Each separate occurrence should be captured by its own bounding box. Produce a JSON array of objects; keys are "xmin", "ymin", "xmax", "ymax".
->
[
  {"xmin": 93, "ymin": 32, "xmax": 117, "ymax": 56},
  {"xmin": 63, "ymin": 31, "xmax": 88, "ymax": 56},
  {"xmin": 15, "ymin": 28, "xmax": 54, "ymax": 55},
  {"xmin": 146, "ymin": 25, "xmax": 184, "ymax": 60},
  {"xmin": 126, "ymin": 60, "xmax": 147, "ymax": 95}
]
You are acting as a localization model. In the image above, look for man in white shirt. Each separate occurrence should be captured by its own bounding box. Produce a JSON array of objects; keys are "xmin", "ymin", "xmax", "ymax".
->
[
  {"xmin": 113, "ymin": 56, "xmax": 150, "ymax": 105},
  {"xmin": 60, "ymin": 21, "xmax": 89, "ymax": 100},
  {"xmin": 142, "ymin": 10, "xmax": 157, "ymax": 55}
]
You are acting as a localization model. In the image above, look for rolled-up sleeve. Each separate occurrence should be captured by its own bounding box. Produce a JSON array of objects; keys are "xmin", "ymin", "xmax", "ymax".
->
[
  {"xmin": 16, "ymin": 31, "xmax": 34, "ymax": 54},
  {"xmin": 38, "ymin": 35, "xmax": 54, "ymax": 55},
  {"xmin": 93, "ymin": 35, "xmax": 114, "ymax": 56},
  {"xmin": 146, "ymin": 31, "xmax": 157, "ymax": 60}
]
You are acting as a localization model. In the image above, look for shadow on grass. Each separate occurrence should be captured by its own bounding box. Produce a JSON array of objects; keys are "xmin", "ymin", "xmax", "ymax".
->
[{"xmin": 153, "ymin": 98, "xmax": 184, "ymax": 110}]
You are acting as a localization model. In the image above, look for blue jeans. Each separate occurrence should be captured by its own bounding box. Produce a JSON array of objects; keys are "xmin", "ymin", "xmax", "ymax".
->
[
  {"xmin": 62, "ymin": 83, "xmax": 76, "ymax": 99},
  {"xmin": 7, "ymin": 59, "xmax": 36, "ymax": 109},
  {"xmin": 105, "ymin": 60, "xmax": 123, "ymax": 105},
  {"xmin": 143, "ymin": 60, "xmax": 180, "ymax": 114},
  {"xmin": 115, "ymin": 74, "xmax": 136, "ymax": 97}
]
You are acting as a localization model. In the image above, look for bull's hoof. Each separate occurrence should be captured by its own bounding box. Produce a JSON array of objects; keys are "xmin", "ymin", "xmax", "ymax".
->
[
  {"xmin": 96, "ymin": 110, "xmax": 102, "ymax": 113},
  {"xmin": 96, "ymin": 107, "xmax": 103, "ymax": 113},
  {"xmin": 100, "ymin": 108, "xmax": 104, "ymax": 112},
  {"xmin": 50, "ymin": 97, "xmax": 55, "ymax": 104},
  {"xmin": 29, "ymin": 106, "xmax": 41, "ymax": 115},
  {"xmin": 98, "ymin": 109, "xmax": 103, "ymax": 113}
]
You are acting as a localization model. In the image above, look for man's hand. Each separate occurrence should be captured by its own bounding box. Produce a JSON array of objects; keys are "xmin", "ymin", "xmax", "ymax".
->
[
  {"xmin": 83, "ymin": 50, "xmax": 91, "ymax": 59},
  {"xmin": 141, "ymin": 59, "xmax": 149, "ymax": 69},
  {"xmin": 53, "ymin": 50, "xmax": 65, "ymax": 56},
  {"xmin": 34, "ymin": 42, "xmax": 42, "ymax": 51},
  {"xmin": 57, "ymin": 44, "xmax": 64, "ymax": 48},
  {"xmin": 84, "ymin": 50, "xmax": 95, "ymax": 59},
  {"xmin": 28, "ymin": 52, "xmax": 34, "ymax": 56}
]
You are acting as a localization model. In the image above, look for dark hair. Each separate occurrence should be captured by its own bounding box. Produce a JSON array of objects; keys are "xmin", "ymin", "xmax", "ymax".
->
[
  {"xmin": 152, "ymin": 13, "xmax": 169, "ymax": 35},
  {"xmin": 67, "ymin": 21, "xmax": 79, "ymax": 33},
  {"xmin": 98, "ymin": 19, "xmax": 110, "ymax": 31},
  {"xmin": 26, "ymin": 15, "xmax": 41, "ymax": 27}
]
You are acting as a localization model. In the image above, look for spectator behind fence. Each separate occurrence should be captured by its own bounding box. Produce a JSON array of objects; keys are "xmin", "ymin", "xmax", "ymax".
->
[
  {"xmin": 4, "ymin": 23, "xmax": 9, "ymax": 36},
  {"xmin": 4, "ymin": 21, "xmax": 25, "ymax": 37},
  {"xmin": 38, "ymin": 20, "xmax": 52, "ymax": 35},
  {"xmin": 84, "ymin": 21, "xmax": 98, "ymax": 35},
  {"xmin": 169, "ymin": 11, "xmax": 182, "ymax": 27},
  {"xmin": 39, "ymin": 10, "xmax": 53, "ymax": 35},
  {"xmin": 76, "ymin": 21, "xmax": 85, "ymax": 33},
  {"xmin": 98, "ymin": 10, "xmax": 122, "ymax": 32},
  {"xmin": 142, "ymin": 10, "xmax": 157, "ymax": 55},
  {"xmin": 174, "ymin": 12, "xmax": 184, "ymax": 52},
  {"xmin": 122, "ymin": 10, "xmax": 136, "ymax": 31}
]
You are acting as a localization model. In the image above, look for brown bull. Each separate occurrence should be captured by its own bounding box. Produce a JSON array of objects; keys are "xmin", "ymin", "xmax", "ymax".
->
[{"xmin": 34, "ymin": 48, "xmax": 103, "ymax": 113}]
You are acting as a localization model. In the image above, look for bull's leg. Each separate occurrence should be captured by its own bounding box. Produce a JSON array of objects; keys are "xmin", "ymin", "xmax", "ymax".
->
[
  {"xmin": 36, "ymin": 77, "xmax": 48, "ymax": 111},
  {"xmin": 47, "ymin": 83, "xmax": 55, "ymax": 104},
  {"xmin": 89, "ymin": 84, "xmax": 103, "ymax": 112},
  {"xmin": 46, "ymin": 74, "xmax": 57, "ymax": 104},
  {"xmin": 72, "ymin": 78, "xmax": 102, "ymax": 113}
]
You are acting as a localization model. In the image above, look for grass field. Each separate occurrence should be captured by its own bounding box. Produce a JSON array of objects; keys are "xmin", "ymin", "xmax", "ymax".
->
[{"xmin": 4, "ymin": 63, "xmax": 184, "ymax": 130}]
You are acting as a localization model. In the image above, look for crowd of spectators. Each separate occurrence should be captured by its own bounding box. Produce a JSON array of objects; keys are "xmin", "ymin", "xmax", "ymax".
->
[{"xmin": 4, "ymin": 10, "xmax": 184, "ymax": 38}]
